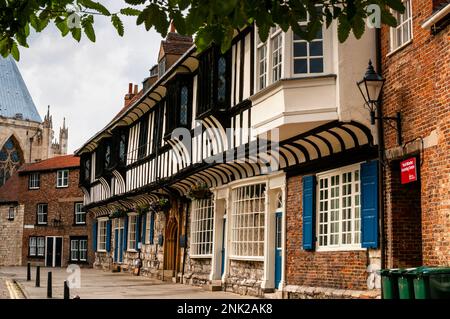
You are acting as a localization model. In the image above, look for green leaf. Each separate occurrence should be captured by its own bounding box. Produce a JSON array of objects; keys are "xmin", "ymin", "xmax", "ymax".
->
[
  {"xmin": 111, "ymin": 14, "xmax": 124, "ymax": 37},
  {"xmin": 120, "ymin": 8, "xmax": 141, "ymax": 16},
  {"xmin": 381, "ymin": 10, "xmax": 398, "ymax": 27},
  {"xmin": 351, "ymin": 16, "xmax": 365, "ymax": 39},
  {"xmin": 11, "ymin": 40, "xmax": 20, "ymax": 61},
  {"xmin": 80, "ymin": 0, "xmax": 111, "ymax": 16},
  {"xmin": 82, "ymin": 16, "xmax": 96, "ymax": 42},
  {"xmin": 337, "ymin": 15, "xmax": 351, "ymax": 43},
  {"xmin": 220, "ymin": 26, "xmax": 234, "ymax": 54},
  {"xmin": 71, "ymin": 27, "xmax": 82, "ymax": 42},
  {"xmin": 56, "ymin": 19, "xmax": 70, "ymax": 37},
  {"xmin": 387, "ymin": 0, "xmax": 406, "ymax": 13}
]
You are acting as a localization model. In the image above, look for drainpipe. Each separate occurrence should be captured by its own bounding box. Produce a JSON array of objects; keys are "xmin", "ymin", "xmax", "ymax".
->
[
  {"xmin": 181, "ymin": 200, "xmax": 189, "ymax": 283},
  {"xmin": 375, "ymin": 27, "xmax": 386, "ymax": 270}
]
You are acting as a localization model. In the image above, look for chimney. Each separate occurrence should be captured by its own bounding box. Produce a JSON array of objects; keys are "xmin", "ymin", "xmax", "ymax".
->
[
  {"xmin": 124, "ymin": 82, "xmax": 136, "ymax": 107},
  {"xmin": 134, "ymin": 84, "xmax": 138, "ymax": 94}
]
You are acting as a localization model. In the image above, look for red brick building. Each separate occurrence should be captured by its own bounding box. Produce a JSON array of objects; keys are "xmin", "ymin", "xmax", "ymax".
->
[
  {"xmin": 283, "ymin": 0, "xmax": 449, "ymax": 298},
  {"xmin": 380, "ymin": 0, "xmax": 450, "ymax": 268},
  {"xmin": 0, "ymin": 155, "xmax": 93, "ymax": 267}
]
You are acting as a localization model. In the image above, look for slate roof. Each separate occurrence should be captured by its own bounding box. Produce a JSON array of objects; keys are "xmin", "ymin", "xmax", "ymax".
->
[{"xmin": 0, "ymin": 56, "xmax": 42, "ymax": 122}]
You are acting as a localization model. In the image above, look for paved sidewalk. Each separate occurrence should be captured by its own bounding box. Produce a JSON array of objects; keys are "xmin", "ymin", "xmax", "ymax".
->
[{"xmin": 0, "ymin": 267, "xmax": 255, "ymax": 299}]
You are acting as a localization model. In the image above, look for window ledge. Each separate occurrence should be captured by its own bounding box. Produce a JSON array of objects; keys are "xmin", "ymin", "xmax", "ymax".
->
[
  {"xmin": 127, "ymin": 249, "xmax": 138, "ymax": 253},
  {"xmin": 387, "ymin": 39, "xmax": 413, "ymax": 57},
  {"xmin": 315, "ymin": 246, "xmax": 365, "ymax": 252},
  {"xmin": 190, "ymin": 255, "xmax": 213, "ymax": 259},
  {"xmin": 229, "ymin": 256, "xmax": 264, "ymax": 262},
  {"xmin": 56, "ymin": 185, "xmax": 69, "ymax": 189}
]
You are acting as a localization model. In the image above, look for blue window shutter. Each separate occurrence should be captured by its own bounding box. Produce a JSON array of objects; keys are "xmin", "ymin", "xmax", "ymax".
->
[
  {"xmin": 141, "ymin": 213, "xmax": 147, "ymax": 244},
  {"xmin": 92, "ymin": 221, "xmax": 97, "ymax": 252},
  {"xmin": 135, "ymin": 215, "xmax": 140, "ymax": 250},
  {"xmin": 105, "ymin": 220, "xmax": 112, "ymax": 252},
  {"xmin": 302, "ymin": 175, "xmax": 316, "ymax": 250},
  {"xmin": 149, "ymin": 212, "xmax": 155, "ymax": 245},
  {"xmin": 361, "ymin": 160, "xmax": 379, "ymax": 248},
  {"xmin": 123, "ymin": 217, "xmax": 128, "ymax": 251}
]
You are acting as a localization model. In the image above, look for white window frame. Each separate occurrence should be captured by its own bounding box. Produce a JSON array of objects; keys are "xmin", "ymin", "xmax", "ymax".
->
[
  {"xmin": 29, "ymin": 236, "xmax": 45, "ymax": 257},
  {"xmin": 389, "ymin": 0, "xmax": 413, "ymax": 53},
  {"xmin": 74, "ymin": 202, "xmax": 86, "ymax": 225},
  {"xmin": 145, "ymin": 212, "xmax": 151, "ymax": 244},
  {"xmin": 29, "ymin": 237, "xmax": 37, "ymax": 256},
  {"xmin": 127, "ymin": 214, "xmax": 137, "ymax": 251},
  {"xmin": 37, "ymin": 203, "xmax": 47, "ymax": 225},
  {"xmin": 316, "ymin": 164, "xmax": 363, "ymax": 252},
  {"xmin": 255, "ymin": 27, "xmax": 284, "ymax": 92},
  {"xmin": 29, "ymin": 173, "xmax": 40, "ymax": 189},
  {"xmin": 230, "ymin": 183, "xmax": 266, "ymax": 260},
  {"xmin": 271, "ymin": 27, "xmax": 283, "ymax": 83},
  {"xmin": 97, "ymin": 218, "xmax": 108, "ymax": 252},
  {"xmin": 190, "ymin": 199, "xmax": 215, "ymax": 258},
  {"xmin": 8, "ymin": 206, "xmax": 15, "ymax": 220},
  {"xmin": 57, "ymin": 169, "xmax": 69, "ymax": 188},
  {"xmin": 70, "ymin": 239, "xmax": 79, "ymax": 261},
  {"xmin": 71, "ymin": 238, "xmax": 88, "ymax": 261}
]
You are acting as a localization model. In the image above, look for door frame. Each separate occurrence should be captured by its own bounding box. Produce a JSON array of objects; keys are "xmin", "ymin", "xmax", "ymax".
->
[
  {"xmin": 113, "ymin": 219, "xmax": 124, "ymax": 263},
  {"xmin": 274, "ymin": 211, "xmax": 283, "ymax": 289},
  {"xmin": 45, "ymin": 236, "xmax": 63, "ymax": 267}
]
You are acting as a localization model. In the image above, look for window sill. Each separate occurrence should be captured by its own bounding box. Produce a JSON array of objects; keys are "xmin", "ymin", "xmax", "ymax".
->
[
  {"xmin": 56, "ymin": 185, "xmax": 69, "ymax": 189},
  {"xmin": 28, "ymin": 187, "xmax": 40, "ymax": 190},
  {"xmin": 73, "ymin": 223, "xmax": 87, "ymax": 226},
  {"xmin": 127, "ymin": 249, "xmax": 138, "ymax": 253},
  {"xmin": 315, "ymin": 246, "xmax": 365, "ymax": 252},
  {"xmin": 229, "ymin": 256, "xmax": 264, "ymax": 262},
  {"xmin": 387, "ymin": 39, "xmax": 413, "ymax": 57},
  {"xmin": 97, "ymin": 249, "xmax": 107, "ymax": 253},
  {"xmin": 190, "ymin": 255, "xmax": 213, "ymax": 259}
]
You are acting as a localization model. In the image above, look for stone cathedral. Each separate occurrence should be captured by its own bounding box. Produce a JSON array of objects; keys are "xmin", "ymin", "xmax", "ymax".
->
[{"xmin": 0, "ymin": 56, "xmax": 68, "ymax": 187}]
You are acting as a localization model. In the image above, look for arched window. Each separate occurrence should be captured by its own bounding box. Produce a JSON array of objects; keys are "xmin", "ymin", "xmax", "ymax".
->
[{"xmin": 0, "ymin": 136, "xmax": 23, "ymax": 187}]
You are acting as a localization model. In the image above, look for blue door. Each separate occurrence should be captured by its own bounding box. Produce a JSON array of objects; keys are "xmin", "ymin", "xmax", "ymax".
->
[
  {"xmin": 221, "ymin": 218, "xmax": 226, "ymax": 276},
  {"xmin": 114, "ymin": 229, "xmax": 119, "ymax": 262},
  {"xmin": 118, "ymin": 228, "xmax": 124, "ymax": 263},
  {"xmin": 274, "ymin": 212, "xmax": 282, "ymax": 288}
]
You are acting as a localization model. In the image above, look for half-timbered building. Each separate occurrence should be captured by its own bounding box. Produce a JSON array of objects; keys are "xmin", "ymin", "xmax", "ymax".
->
[{"xmin": 76, "ymin": 21, "xmax": 382, "ymax": 297}]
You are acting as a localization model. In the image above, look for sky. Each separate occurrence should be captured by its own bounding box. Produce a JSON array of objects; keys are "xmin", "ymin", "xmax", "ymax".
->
[{"xmin": 16, "ymin": 1, "xmax": 162, "ymax": 153}]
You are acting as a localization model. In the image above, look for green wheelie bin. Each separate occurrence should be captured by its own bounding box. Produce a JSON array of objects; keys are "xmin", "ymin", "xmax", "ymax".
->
[
  {"xmin": 380, "ymin": 269, "xmax": 400, "ymax": 299},
  {"xmin": 395, "ymin": 268, "xmax": 417, "ymax": 299},
  {"xmin": 408, "ymin": 267, "xmax": 450, "ymax": 299}
]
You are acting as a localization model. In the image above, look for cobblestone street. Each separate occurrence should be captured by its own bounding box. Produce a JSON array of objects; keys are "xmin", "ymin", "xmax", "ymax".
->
[{"xmin": 0, "ymin": 267, "xmax": 256, "ymax": 299}]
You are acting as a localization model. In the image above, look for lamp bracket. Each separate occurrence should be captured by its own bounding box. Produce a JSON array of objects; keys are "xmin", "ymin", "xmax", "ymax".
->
[{"xmin": 372, "ymin": 112, "xmax": 402, "ymax": 145}]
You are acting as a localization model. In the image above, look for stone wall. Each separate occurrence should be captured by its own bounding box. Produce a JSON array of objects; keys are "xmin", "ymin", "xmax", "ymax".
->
[
  {"xmin": 224, "ymin": 260, "xmax": 264, "ymax": 297},
  {"xmin": 0, "ymin": 204, "xmax": 24, "ymax": 266},
  {"xmin": 184, "ymin": 256, "xmax": 212, "ymax": 286}
]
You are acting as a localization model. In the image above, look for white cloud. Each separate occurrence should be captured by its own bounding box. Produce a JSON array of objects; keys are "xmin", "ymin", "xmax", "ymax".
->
[{"xmin": 17, "ymin": 2, "xmax": 162, "ymax": 153}]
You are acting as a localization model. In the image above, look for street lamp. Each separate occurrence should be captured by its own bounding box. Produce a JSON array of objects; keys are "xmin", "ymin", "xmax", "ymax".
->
[{"xmin": 357, "ymin": 60, "xmax": 402, "ymax": 145}]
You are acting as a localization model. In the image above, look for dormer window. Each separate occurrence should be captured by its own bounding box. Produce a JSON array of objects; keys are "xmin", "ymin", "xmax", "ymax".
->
[{"xmin": 158, "ymin": 57, "xmax": 166, "ymax": 77}]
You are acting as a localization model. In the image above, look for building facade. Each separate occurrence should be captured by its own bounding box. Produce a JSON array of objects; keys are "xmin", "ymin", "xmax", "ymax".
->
[
  {"xmin": 0, "ymin": 56, "xmax": 68, "ymax": 188},
  {"xmin": 76, "ymin": 18, "xmax": 386, "ymax": 297},
  {"xmin": 0, "ymin": 155, "xmax": 92, "ymax": 267},
  {"xmin": 380, "ymin": 0, "xmax": 449, "ymax": 270}
]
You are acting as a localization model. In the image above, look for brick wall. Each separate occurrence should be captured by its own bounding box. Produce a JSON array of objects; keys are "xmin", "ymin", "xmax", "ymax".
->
[
  {"xmin": 381, "ymin": 0, "xmax": 450, "ymax": 266},
  {"xmin": 18, "ymin": 169, "xmax": 94, "ymax": 267},
  {"xmin": 285, "ymin": 175, "xmax": 369, "ymax": 290},
  {"xmin": 384, "ymin": 158, "xmax": 422, "ymax": 268}
]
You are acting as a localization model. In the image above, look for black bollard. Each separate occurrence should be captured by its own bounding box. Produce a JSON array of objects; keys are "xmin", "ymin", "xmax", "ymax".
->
[
  {"xmin": 47, "ymin": 272, "xmax": 52, "ymax": 298},
  {"xmin": 27, "ymin": 262, "xmax": 31, "ymax": 281},
  {"xmin": 64, "ymin": 280, "xmax": 70, "ymax": 299},
  {"xmin": 35, "ymin": 265, "xmax": 40, "ymax": 287}
]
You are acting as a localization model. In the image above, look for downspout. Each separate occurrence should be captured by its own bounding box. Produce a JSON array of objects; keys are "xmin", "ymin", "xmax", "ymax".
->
[
  {"xmin": 181, "ymin": 200, "xmax": 189, "ymax": 283},
  {"xmin": 375, "ymin": 27, "xmax": 386, "ymax": 270}
]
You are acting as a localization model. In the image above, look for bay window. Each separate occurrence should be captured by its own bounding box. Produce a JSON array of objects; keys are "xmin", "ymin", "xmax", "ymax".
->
[
  {"xmin": 271, "ymin": 28, "xmax": 283, "ymax": 82},
  {"xmin": 190, "ymin": 199, "xmax": 214, "ymax": 257},
  {"xmin": 293, "ymin": 28, "xmax": 324, "ymax": 74},
  {"xmin": 230, "ymin": 183, "xmax": 266, "ymax": 259},
  {"xmin": 317, "ymin": 165, "xmax": 361, "ymax": 250}
]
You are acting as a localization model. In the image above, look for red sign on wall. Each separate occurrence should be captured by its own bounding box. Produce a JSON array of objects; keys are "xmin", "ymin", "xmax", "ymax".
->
[{"xmin": 400, "ymin": 157, "xmax": 418, "ymax": 184}]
